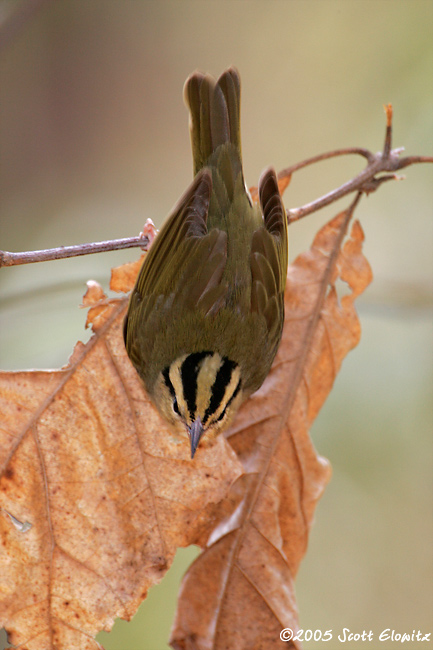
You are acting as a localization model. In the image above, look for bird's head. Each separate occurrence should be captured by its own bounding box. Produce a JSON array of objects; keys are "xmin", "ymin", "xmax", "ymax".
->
[{"xmin": 152, "ymin": 350, "xmax": 243, "ymax": 457}]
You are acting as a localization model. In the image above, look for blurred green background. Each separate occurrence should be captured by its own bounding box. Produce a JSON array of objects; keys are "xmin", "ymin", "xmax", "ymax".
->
[{"xmin": 0, "ymin": 1, "xmax": 432, "ymax": 649}]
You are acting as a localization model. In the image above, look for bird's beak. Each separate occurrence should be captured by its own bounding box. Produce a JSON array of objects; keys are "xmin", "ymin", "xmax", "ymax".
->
[{"xmin": 188, "ymin": 417, "xmax": 204, "ymax": 459}]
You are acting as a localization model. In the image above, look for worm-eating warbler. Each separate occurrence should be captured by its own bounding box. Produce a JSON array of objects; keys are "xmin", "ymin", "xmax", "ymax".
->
[{"xmin": 124, "ymin": 67, "xmax": 288, "ymax": 458}]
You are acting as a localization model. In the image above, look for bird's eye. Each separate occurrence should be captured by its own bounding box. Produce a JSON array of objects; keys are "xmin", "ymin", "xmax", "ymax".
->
[{"xmin": 173, "ymin": 398, "xmax": 180, "ymax": 415}]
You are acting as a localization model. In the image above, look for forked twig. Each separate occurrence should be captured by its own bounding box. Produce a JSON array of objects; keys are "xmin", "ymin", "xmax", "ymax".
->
[
  {"xmin": 1, "ymin": 105, "xmax": 431, "ymax": 267},
  {"xmin": 285, "ymin": 105, "xmax": 432, "ymax": 223}
]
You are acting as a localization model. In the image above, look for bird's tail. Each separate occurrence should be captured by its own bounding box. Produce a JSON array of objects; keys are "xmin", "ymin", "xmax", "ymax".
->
[{"xmin": 184, "ymin": 67, "xmax": 243, "ymax": 184}]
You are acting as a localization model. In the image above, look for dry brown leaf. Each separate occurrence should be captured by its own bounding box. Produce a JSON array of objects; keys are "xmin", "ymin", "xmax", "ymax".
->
[
  {"xmin": 0, "ymin": 199, "xmax": 372, "ymax": 650},
  {"xmin": 109, "ymin": 255, "xmax": 145, "ymax": 294},
  {"xmin": 170, "ymin": 204, "xmax": 372, "ymax": 650},
  {"xmin": 80, "ymin": 280, "xmax": 110, "ymax": 329},
  {"xmin": 0, "ymin": 293, "xmax": 242, "ymax": 649}
]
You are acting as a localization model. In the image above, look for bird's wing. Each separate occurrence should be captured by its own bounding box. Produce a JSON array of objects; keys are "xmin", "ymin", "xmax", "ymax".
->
[
  {"xmin": 124, "ymin": 169, "xmax": 228, "ymax": 351},
  {"xmin": 250, "ymin": 167, "xmax": 288, "ymax": 341}
]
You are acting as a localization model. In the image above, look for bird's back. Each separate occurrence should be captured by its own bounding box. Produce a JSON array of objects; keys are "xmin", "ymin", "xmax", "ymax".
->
[
  {"xmin": 124, "ymin": 67, "xmax": 288, "ymax": 456},
  {"xmin": 184, "ymin": 68, "xmax": 263, "ymax": 309}
]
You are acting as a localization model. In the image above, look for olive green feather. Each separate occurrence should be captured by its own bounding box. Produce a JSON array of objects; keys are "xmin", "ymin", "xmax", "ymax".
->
[{"xmin": 124, "ymin": 67, "xmax": 288, "ymax": 423}]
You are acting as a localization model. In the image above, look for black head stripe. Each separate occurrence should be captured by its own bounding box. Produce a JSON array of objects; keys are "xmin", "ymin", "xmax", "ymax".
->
[
  {"xmin": 203, "ymin": 358, "xmax": 238, "ymax": 424},
  {"xmin": 181, "ymin": 351, "xmax": 211, "ymax": 419},
  {"xmin": 215, "ymin": 377, "xmax": 241, "ymax": 423},
  {"xmin": 162, "ymin": 367, "xmax": 175, "ymax": 397}
]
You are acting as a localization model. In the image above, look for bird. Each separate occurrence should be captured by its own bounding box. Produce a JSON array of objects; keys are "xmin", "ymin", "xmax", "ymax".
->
[{"xmin": 123, "ymin": 67, "xmax": 288, "ymax": 458}]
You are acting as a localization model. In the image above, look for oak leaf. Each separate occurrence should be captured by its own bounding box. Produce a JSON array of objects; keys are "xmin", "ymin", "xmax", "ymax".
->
[
  {"xmin": 170, "ymin": 204, "xmax": 372, "ymax": 649},
  {"xmin": 0, "ymin": 201, "xmax": 372, "ymax": 649},
  {"xmin": 0, "ymin": 275, "xmax": 242, "ymax": 649}
]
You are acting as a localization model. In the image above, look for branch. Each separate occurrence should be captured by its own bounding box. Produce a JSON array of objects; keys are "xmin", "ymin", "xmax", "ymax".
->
[
  {"xmin": 0, "ymin": 235, "xmax": 151, "ymax": 268},
  {"xmin": 0, "ymin": 220, "xmax": 157, "ymax": 268},
  {"xmin": 1, "ymin": 105, "xmax": 431, "ymax": 267},
  {"xmin": 285, "ymin": 105, "xmax": 433, "ymax": 223}
]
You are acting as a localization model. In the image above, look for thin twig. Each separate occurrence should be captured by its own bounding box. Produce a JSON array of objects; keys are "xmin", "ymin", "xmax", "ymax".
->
[
  {"xmin": 1, "ymin": 106, "xmax": 432, "ymax": 267},
  {"xmin": 277, "ymin": 146, "xmax": 376, "ymax": 179},
  {"xmin": 286, "ymin": 104, "xmax": 433, "ymax": 223},
  {"xmin": 0, "ymin": 236, "xmax": 151, "ymax": 268},
  {"xmin": 383, "ymin": 104, "xmax": 393, "ymax": 158}
]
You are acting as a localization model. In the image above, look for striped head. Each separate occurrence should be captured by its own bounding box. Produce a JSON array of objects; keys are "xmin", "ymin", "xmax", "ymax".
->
[{"xmin": 152, "ymin": 351, "xmax": 243, "ymax": 458}]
